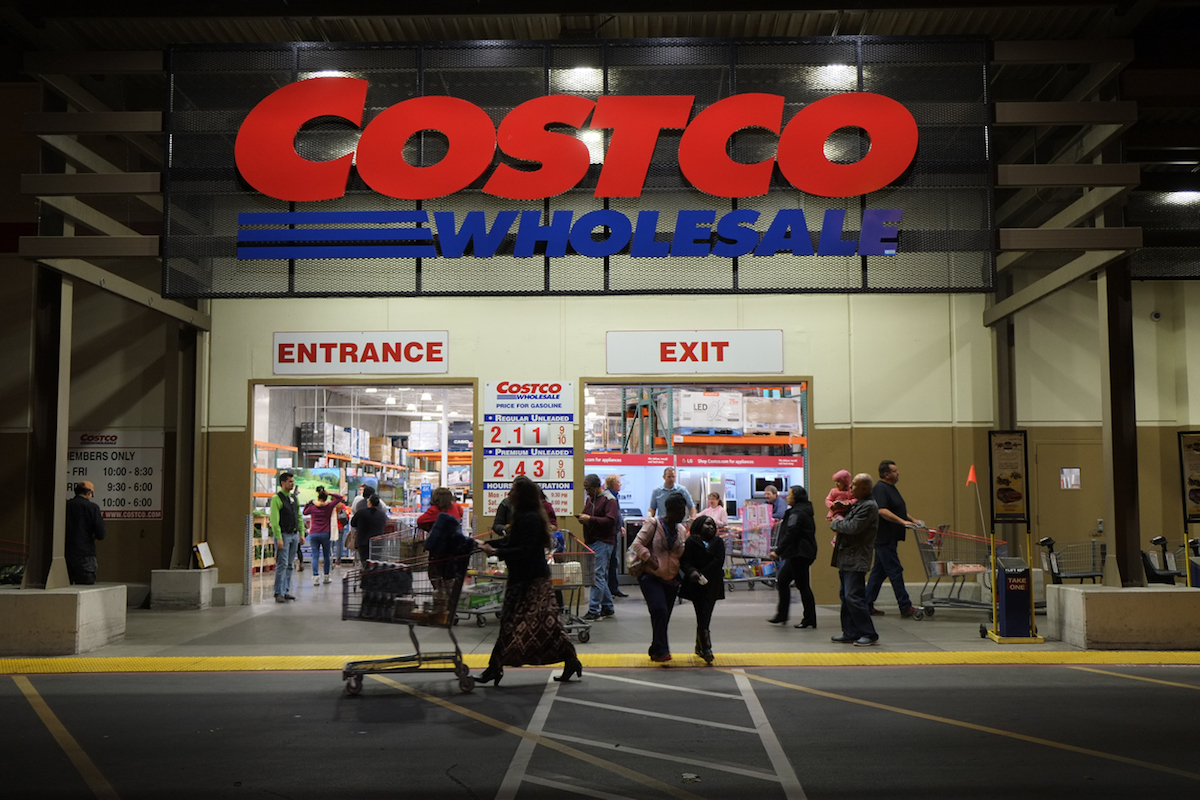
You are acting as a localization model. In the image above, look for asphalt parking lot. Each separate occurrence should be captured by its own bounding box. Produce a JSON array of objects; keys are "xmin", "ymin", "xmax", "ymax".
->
[{"xmin": 7, "ymin": 662, "xmax": 1199, "ymax": 799}]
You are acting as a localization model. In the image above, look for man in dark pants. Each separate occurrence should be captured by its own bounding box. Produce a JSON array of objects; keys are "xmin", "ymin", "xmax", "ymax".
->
[
  {"xmin": 830, "ymin": 473, "xmax": 879, "ymax": 646},
  {"xmin": 65, "ymin": 481, "xmax": 106, "ymax": 585},
  {"xmin": 604, "ymin": 474, "xmax": 627, "ymax": 597},
  {"xmin": 866, "ymin": 460, "xmax": 922, "ymax": 618}
]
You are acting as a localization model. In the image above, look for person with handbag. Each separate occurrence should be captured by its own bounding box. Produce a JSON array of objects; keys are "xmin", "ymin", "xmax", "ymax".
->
[
  {"xmin": 767, "ymin": 485, "xmax": 819, "ymax": 628},
  {"xmin": 473, "ymin": 476, "xmax": 582, "ymax": 686},
  {"xmin": 630, "ymin": 492, "xmax": 688, "ymax": 663},
  {"xmin": 678, "ymin": 515, "xmax": 725, "ymax": 664}
]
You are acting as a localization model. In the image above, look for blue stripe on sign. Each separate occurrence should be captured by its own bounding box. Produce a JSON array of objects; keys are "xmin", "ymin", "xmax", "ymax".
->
[
  {"xmin": 237, "ymin": 211, "xmax": 429, "ymax": 225},
  {"xmin": 237, "ymin": 228, "xmax": 433, "ymax": 242},
  {"xmin": 237, "ymin": 245, "xmax": 436, "ymax": 259}
]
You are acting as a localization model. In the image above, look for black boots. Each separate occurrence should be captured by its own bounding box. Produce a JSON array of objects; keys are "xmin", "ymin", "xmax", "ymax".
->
[
  {"xmin": 694, "ymin": 630, "xmax": 714, "ymax": 664},
  {"xmin": 472, "ymin": 665, "xmax": 504, "ymax": 686},
  {"xmin": 553, "ymin": 657, "xmax": 583, "ymax": 682}
]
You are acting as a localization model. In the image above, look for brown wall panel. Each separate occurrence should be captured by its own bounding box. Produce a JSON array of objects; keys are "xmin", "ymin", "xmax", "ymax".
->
[
  {"xmin": 205, "ymin": 429, "xmax": 252, "ymax": 576},
  {"xmin": 0, "ymin": 432, "xmax": 30, "ymax": 567}
]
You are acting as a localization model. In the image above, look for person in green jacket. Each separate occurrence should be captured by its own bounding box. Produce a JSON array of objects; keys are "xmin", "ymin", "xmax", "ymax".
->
[{"xmin": 269, "ymin": 472, "xmax": 306, "ymax": 603}]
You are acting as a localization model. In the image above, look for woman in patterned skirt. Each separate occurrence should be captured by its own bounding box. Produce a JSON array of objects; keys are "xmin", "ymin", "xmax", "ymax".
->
[{"xmin": 473, "ymin": 476, "xmax": 582, "ymax": 686}]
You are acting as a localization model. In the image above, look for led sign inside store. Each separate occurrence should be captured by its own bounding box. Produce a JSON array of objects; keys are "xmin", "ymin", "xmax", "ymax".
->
[{"xmin": 234, "ymin": 80, "xmax": 915, "ymax": 262}]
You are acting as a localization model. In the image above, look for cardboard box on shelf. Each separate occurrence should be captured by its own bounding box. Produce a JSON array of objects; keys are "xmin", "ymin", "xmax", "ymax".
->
[
  {"xmin": 744, "ymin": 397, "xmax": 803, "ymax": 432},
  {"xmin": 656, "ymin": 391, "xmax": 744, "ymax": 432}
]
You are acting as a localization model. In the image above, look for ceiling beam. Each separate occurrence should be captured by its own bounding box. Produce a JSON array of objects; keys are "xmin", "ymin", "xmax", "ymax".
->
[{"xmin": 983, "ymin": 250, "xmax": 1128, "ymax": 328}]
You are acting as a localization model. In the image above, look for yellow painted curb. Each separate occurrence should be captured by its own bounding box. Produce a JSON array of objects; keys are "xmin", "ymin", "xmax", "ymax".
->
[{"xmin": 2, "ymin": 651, "xmax": 1200, "ymax": 675}]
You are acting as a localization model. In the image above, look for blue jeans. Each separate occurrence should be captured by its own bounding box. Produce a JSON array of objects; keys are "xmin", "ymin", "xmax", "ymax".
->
[
  {"xmin": 839, "ymin": 569, "xmax": 877, "ymax": 639},
  {"xmin": 274, "ymin": 533, "xmax": 299, "ymax": 596},
  {"xmin": 866, "ymin": 541, "xmax": 912, "ymax": 611},
  {"xmin": 308, "ymin": 532, "xmax": 331, "ymax": 576},
  {"xmin": 639, "ymin": 574, "xmax": 679, "ymax": 659},
  {"xmin": 588, "ymin": 540, "xmax": 615, "ymax": 614}
]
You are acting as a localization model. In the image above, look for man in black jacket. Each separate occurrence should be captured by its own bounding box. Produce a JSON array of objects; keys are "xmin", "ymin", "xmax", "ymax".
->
[
  {"xmin": 830, "ymin": 474, "xmax": 879, "ymax": 646},
  {"xmin": 65, "ymin": 481, "xmax": 106, "ymax": 585}
]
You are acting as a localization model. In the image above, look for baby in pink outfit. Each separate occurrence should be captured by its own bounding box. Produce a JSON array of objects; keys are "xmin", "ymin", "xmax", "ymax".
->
[{"xmin": 825, "ymin": 469, "xmax": 856, "ymax": 521}]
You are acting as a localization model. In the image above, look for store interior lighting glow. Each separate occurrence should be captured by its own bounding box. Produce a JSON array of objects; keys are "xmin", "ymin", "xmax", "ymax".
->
[
  {"xmin": 421, "ymin": 392, "xmax": 433, "ymax": 401},
  {"xmin": 585, "ymin": 396, "xmax": 596, "ymax": 405},
  {"xmin": 406, "ymin": 403, "xmax": 417, "ymax": 411},
  {"xmin": 818, "ymin": 64, "xmax": 858, "ymax": 87},
  {"xmin": 580, "ymin": 130, "xmax": 604, "ymax": 164},
  {"xmin": 449, "ymin": 411, "xmax": 459, "ymax": 417},
  {"xmin": 364, "ymin": 388, "xmax": 378, "ymax": 393},
  {"xmin": 384, "ymin": 396, "xmax": 396, "ymax": 405},
  {"xmin": 436, "ymin": 404, "xmax": 444, "ymax": 411},
  {"xmin": 1166, "ymin": 191, "xmax": 1200, "ymax": 204},
  {"xmin": 422, "ymin": 415, "xmax": 432, "ymax": 421}
]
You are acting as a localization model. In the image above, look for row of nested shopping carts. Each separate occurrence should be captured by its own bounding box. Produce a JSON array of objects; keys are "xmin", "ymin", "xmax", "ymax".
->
[{"xmin": 339, "ymin": 524, "xmax": 594, "ymax": 695}]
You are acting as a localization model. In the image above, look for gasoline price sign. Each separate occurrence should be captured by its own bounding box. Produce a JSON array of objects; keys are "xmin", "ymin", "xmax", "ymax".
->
[{"xmin": 65, "ymin": 430, "xmax": 164, "ymax": 520}]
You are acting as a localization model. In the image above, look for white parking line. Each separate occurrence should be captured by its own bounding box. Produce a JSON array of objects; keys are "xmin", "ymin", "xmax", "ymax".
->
[
  {"xmin": 733, "ymin": 669, "xmax": 808, "ymax": 800},
  {"xmin": 541, "ymin": 732, "xmax": 782, "ymax": 782},
  {"xmin": 585, "ymin": 671, "xmax": 742, "ymax": 699},
  {"xmin": 495, "ymin": 673, "xmax": 560, "ymax": 800},
  {"xmin": 555, "ymin": 696, "xmax": 758, "ymax": 733}
]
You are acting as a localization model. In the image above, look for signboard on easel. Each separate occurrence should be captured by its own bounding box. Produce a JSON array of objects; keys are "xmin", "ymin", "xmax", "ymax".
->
[{"xmin": 988, "ymin": 430, "xmax": 1029, "ymax": 526}]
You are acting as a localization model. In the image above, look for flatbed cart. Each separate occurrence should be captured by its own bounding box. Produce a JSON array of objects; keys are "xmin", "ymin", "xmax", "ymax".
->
[
  {"xmin": 341, "ymin": 554, "xmax": 475, "ymax": 695},
  {"xmin": 911, "ymin": 525, "xmax": 1007, "ymax": 620},
  {"xmin": 553, "ymin": 546, "xmax": 595, "ymax": 643}
]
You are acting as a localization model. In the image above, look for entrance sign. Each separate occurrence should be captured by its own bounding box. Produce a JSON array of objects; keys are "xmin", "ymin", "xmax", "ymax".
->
[
  {"xmin": 164, "ymin": 38, "xmax": 992, "ymax": 298},
  {"xmin": 65, "ymin": 430, "xmax": 164, "ymax": 520},
  {"xmin": 607, "ymin": 330, "xmax": 783, "ymax": 374},
  {"xmin": 273, "ymin": 331, "xmax": 449, "ymax": 374}
]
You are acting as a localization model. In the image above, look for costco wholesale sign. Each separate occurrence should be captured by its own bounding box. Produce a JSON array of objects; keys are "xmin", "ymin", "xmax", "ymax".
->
[
  {"xmin": 162, "ymin": 39, "xmax": 993, "ymax": 297},
  {"xmin": 65, "ymin": 430, "xmax": 164, "ymax": 520}
]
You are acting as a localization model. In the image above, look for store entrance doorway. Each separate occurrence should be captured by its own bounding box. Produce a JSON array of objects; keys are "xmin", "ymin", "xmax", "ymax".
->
[{"xmin": 249, "ymin": 383, "xmax": 475, "ymax": 604}]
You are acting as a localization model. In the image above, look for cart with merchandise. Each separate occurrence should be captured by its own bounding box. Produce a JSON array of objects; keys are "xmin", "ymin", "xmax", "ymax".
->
[
  {"xmin": 911, "ymin": 525, "xmax": 1007, "ymax": 620},
  {"xmin": 341, "ymin": 552, "xmax": 475, "ymax": 695},
  {"xmin": 459, "ymin": 548, "xmax": 507, "ymax": 627},
  {"xmin": 723, "ymin": 505, "xmax": 778, "ymax": 591},
  {"xmin": 553, "ymin": 544, "xmax": 596, "ymax": 643}
]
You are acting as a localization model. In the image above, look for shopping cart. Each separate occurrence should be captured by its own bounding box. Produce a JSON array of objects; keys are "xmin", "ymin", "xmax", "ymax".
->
[
  {"xmin": 1037, "ymin": 537, "xmax": 1105, "ymax": 583},
  {"xmin": 912, "ymin": 525, "xmax": 1007, "ymax": 620},
  {"xmin": 553, "ymin": 545, "xmax": 595, "ymax": 643},
  {"xmin": 460, "ymin": 549, "xmax": 506, "ymax": 627},
  {"xmin": 341, "ymin": 553, "xmax": 475, "ymax": 695},
  {"xmin": 723, "ymin": 518, "xmax": 779, "ymax": 591}
]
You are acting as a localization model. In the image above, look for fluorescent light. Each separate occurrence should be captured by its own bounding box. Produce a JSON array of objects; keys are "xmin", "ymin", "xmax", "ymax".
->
[
  {"xmin": 436, "ymin": 404, "xmax": 444, "ymax": 411},
  {"xmin": 385, "ymin": 396, "xmax": 396, "ymax": 405},
  {"xmin": 1166, "ymin": 191, "xmax": 1200, "ymax": 205},
  {"xmin": 422, "ymin": 415, "xmax": 432, "ymax": 421},
  {"xmin": 817, "ymin": 64, "xmax": 857, "ymax": 88},
  {"xmin": 364, "ymin": 388, "xmax": 378, "ymax": 393},
  {"xmin": 421, "ymin": 392, "xmax": 433, "ymax": 401},
  {"xmin": 585, "ymin": 396, "xmax": 596, "ymax": 405},
  {"xmin": 406, "ymin": 403, "xmax": 417, "ymax": 411},
  {"xmin": 302, "ymin": 70, "xmax": 355, "ymax": 79},
  {"xmin": 448, "ymin": 411, "xmax": 460, "ymax": 417}
]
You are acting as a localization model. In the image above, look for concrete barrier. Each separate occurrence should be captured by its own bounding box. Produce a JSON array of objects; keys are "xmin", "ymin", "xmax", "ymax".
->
[
  {"xmin": 150, "ymin": 567, "xmax": 218, "ymax": 610},
  {"xmin": 211, "ymin": 583, "xmax": 243, "ymax": 607},
  {"xmin": 1044, "ymin": 584, "xmax": 1200, "ymax": 649},
  {"xmin": 0, "ymin": 585, "xmax": 126, "ymax": 656}
]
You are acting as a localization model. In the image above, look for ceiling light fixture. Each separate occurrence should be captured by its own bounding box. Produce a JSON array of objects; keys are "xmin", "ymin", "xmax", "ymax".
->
[
  {"xmin": 385, "ymin": 396, "xmax": 396, "ymax": 405},
  {"xmin": 421, "ymin": 392, "xmax": 433, "ymax": 401},
  {"xmin": 364, "ymin": 388, "xmax": 378, "ymax": 393},
  {"xmin": 406, "ymin": 403, "xmax": 417, "ymax": 411}
]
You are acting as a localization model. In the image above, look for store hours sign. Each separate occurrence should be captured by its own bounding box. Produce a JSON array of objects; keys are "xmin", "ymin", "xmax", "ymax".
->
[{"xmin": 65, "ymin": 430, "xmax": 164, "ymax": 520}]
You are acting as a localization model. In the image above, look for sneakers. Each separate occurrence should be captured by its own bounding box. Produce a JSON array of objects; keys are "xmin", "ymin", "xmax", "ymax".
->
[
  {"xmin": 583, "ymin": 611, "xmax": 602, "ymax": 621},
  {"xmin": 900, "ymin": 607, "xmax": 914, "ymax": 618},
  {"xmin": 869, "ymin": 606, "xmax": 885, "ymax": 616},
  {"xmin": 854, "ymin": 636, "xmax": 880, "ymax": 647},
  {"xmin": 275, "ymin": 594, "xmax": 286, "ymax": 603},
  {"xmin": 323, "ymin": 576, "xmax": 332, "ymax": 584},
  {"xmin": 313, "ymin": 576, "xmax": 320, "ymax": 586},
  {"xmin": 600, "ymin": 608, "xmax": 615, "ymax": 617}
]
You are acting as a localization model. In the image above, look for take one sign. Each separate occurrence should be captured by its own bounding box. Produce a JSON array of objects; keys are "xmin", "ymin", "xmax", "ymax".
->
[
  {"xmin": 273, "ymin": 331, "xmax": 449, "ymax": 374},
  {"xmin": 606, "ymin": 330, "xmax": 783, "ymax": 374}
]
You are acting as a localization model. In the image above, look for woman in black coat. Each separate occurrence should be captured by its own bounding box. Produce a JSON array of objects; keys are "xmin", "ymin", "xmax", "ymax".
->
[
  {"xmin": 678, "ymin": 515, "xmax": 726, "ymax": 664},
  {"xmin": 767, "ymin": 485, "xmax": 818, "ymax": 628}
]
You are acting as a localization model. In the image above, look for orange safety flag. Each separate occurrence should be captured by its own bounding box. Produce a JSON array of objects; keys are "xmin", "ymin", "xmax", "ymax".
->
[{"xmin": 966, "ymin": 464, "xmax": 977, "ymax": 486}]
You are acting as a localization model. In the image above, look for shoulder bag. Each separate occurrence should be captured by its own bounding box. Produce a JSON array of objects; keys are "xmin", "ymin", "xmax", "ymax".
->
[{"xmin": 625, "ymin": 519, "xmax": 657, "ymax": 579}]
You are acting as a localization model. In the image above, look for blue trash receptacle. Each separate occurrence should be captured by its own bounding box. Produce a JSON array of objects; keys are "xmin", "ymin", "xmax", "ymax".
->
[{"xmin": 995, "ymin": 556, "xmax": 1032, "ymax": 637}]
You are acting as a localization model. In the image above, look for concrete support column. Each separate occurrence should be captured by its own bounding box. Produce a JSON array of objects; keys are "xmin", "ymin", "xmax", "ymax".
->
[{"xmin": 1097, "ymin": 258, "xmax": 1142, "ymax": 586}]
